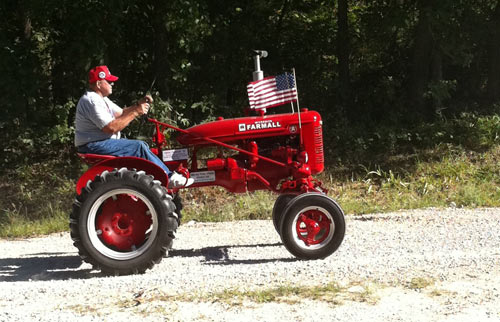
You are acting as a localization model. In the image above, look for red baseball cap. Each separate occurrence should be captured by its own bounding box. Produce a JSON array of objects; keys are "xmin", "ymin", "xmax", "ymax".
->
[{"xmin": 88, "ymin": 65, "xmax": 119, "ymax": 83}]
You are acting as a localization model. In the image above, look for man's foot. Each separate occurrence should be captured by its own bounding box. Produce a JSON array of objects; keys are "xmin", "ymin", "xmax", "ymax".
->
[{"xmin": 168, "ymin": 172, "xmax": 194, "ymax": 189}]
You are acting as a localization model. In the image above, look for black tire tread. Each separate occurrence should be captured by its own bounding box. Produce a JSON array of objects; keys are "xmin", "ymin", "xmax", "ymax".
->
[{"xmin": 69, "ymin": 167, "xmax": 176, "ymax": 275}]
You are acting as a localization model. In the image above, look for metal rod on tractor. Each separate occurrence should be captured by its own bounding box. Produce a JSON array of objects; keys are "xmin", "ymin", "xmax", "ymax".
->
[{"xmin": 147, "ymin": 117, "xmax": 287, "ymax": 168}]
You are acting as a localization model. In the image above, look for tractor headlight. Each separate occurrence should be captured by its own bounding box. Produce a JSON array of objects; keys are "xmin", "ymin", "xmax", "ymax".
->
[{"xmin": 298, "ymin": 151, "xmax": 309, "ymax": 164}]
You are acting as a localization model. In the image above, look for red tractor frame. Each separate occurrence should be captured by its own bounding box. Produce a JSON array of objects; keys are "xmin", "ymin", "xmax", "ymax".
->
[{"xmin": 70, "ymin": 52, "xmax": 346, "ymax": 275}]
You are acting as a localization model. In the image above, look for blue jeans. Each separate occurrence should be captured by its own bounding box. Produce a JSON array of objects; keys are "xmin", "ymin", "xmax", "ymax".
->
[{"xmin": 78, "ymin": 139, "xmax": 171, "ymax": 175}]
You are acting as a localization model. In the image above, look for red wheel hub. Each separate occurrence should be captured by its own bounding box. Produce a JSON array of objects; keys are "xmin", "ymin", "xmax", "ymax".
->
[
  {"xmin": 96, "ymin": 194, "xmax": 152, "ymax": 250},
  {"xmin": 295, "ymin": 210, "xmax": 331, "ymax": 246}
]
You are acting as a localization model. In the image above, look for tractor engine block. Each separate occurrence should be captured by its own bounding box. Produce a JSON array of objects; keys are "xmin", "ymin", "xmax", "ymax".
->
[{"xmin": 175, "ymin": 109, "xmax": 324, "ymax": 193}]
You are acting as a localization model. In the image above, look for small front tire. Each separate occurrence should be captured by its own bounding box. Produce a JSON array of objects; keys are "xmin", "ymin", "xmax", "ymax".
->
[{"xmin": 280, "ymin": 193, "xmax": 345, "ymax": 259}]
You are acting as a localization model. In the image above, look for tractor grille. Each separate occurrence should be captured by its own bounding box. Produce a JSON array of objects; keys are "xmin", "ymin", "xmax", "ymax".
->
[{"xmin": 314, "ymin": 125, "xmax": 324, "ymax": 164}]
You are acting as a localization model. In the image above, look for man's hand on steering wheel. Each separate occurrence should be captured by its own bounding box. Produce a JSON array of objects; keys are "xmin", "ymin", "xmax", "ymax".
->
[{"xmin": 136, "ymin": 95, "xmax": 154, "ymax": 116}]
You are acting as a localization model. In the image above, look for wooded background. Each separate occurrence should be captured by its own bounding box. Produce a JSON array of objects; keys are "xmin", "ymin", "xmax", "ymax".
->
[{"xmin": 2, "ymin": 0, "xmax": 500, "ymax": 168}]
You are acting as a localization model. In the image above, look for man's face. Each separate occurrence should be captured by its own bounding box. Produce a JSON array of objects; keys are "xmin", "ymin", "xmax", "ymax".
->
[{"xmin": 97, "ymin": 79, "xmax": 114, "ymax": 96}]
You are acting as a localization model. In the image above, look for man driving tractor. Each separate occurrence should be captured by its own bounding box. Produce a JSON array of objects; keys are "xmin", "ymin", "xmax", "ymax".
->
[{"xmin": 74, "ymin": 65, "xmax": 193, "ymax": 188}]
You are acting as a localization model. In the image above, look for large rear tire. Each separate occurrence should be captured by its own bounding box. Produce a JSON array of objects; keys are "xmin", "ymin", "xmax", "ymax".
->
[
  {"xmin": 280, "ymin": 193, "xmax": 345, "ymax": 259},
  {"xmin": 70, "ymin": 168, "xmax": 177, "ymax": 275}
]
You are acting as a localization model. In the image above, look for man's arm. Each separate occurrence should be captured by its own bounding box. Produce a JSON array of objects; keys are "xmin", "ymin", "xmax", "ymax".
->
[{"xmin": 102, "ymin": 95, "xmax": 152, "ymax": 134}]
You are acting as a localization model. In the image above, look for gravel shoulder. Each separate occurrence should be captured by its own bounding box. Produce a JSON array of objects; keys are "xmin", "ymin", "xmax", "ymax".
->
[{"xmin": 1, "ymin": 207, "xmax": 499, "ymax": 321}]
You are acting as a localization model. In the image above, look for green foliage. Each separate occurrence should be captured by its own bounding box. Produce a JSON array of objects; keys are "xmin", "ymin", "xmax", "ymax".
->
[
  {"xmin": 2, "ymin": 0, "xmax": 500, "ymax": 161},
  {"xmin": 325, "ymin": 112, "xmax": 500, "ymax": 169}
]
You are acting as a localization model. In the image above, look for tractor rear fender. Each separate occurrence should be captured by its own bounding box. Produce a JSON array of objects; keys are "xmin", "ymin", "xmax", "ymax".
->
[{"xmin": 76, "ymin": 156, "xmax": 168, "ymax": 195}]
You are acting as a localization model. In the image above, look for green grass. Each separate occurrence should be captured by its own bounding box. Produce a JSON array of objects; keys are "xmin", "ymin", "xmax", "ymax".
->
[
  {"xmin": 0, "ymin": 210, "xmax": 68, "ymax": 237},
  {"xmin": 0, "ymin": 160, "xmax": 77, "ymax": 238},
  {"xmin": 67, "ymin": 282, "xmax": 377, "ymax": 316},
  {"xmin": 407, "ymin": 277, "xmax": 435, "ymax": 290},
  {"xmin": 329, "ymin": 145, "xmax": 500, "ymax": 214},
  {"xmin": 182, "ymin": 143, "xmax": 500, "ymax": 221},
  {"xmin": 106, "ymin": 282, "xmax": 375, "ymax": 313},
  {"xmin": 2, "ymin": 144, "xmax": 500, "ymax": 238},
  {"xmin": 181, "ymin": 189, "xmax": 275, "ymax": 223},
  {"xmin": 2, "ymin": 114, "xmax": 500, "ymax": 238},
  {"xmin": 159, "ymin": 282, "xmax": 375, "ymax": 306}
]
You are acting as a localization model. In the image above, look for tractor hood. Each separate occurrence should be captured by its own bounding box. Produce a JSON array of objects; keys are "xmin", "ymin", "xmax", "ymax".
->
[{"xmin": 176, "ymin": 109, "xmax": 321, "ymax": 145}]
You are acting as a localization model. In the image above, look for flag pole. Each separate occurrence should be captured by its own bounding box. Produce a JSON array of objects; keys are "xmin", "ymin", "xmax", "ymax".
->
[
  {"xmin": 292, "ymin": 68, "xmax": 303, "ymax": 145},
  {"xmin": 289, "ymin": 76, "xmax": 295, "ymax": 114},
  {"xmin": 284, "ymin": 70, "xmax": 295, "ymax": 114}
]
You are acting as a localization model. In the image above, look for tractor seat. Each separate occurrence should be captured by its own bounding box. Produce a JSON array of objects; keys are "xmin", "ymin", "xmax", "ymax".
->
[{"xmin": 77, "ymin": 153, "xmax": 116, "ymax": 165}]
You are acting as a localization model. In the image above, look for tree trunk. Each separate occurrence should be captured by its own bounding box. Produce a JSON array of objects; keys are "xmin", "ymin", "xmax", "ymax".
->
[
  {"xmin": 151, "ymin": 0, "xmax": 171, "ymax": 98},
  {"xmin": 487, "ymin": 1, "xmax": 500, "ymax": 102},
  {"xmin": 409, "ymin": 2, "xmax": 434, "ymax": 115},
  {"xmin": 17, "ymin": 2, "xmax": 32, "ymax": 124},
  {"xmin": 430, "ymin": 48, "xmax": 442, "ymax": 82},
  {"xmin": 337, "ymin": 0, "xmax": 350, "ymax": 104}
]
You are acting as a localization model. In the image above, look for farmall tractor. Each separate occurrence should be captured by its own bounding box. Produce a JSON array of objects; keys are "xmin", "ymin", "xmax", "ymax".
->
[{"xmin": 70, "ymin": 51, "xmax": 346, "ymax": 275}]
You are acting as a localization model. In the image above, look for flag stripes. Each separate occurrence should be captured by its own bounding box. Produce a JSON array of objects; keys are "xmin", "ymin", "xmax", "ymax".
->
[{"xmin": 247, "ymin": 73, "xmax": 298, "ymax": 109}]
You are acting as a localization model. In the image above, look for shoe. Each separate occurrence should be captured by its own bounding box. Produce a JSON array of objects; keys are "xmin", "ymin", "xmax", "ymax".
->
[{"xmin": 168, "ymin": 172, "xmax": 194, "ymax": 189}]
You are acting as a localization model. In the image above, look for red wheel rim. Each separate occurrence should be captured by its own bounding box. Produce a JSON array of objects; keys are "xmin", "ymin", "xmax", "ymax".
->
[
  {"xmin": 96, "ymin": 194, "xmax": 152, "ymax": 251},
  {"xmin": 87, "ymin": 188, "xmax": 158, "ymax": 260},
  {"xmin": 294, "ymin": 209, "xmax": 332, "ymax": 246}
]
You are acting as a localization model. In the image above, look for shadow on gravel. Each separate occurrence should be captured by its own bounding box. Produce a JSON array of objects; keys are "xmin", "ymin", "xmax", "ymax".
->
[
  {"xmin": 1, "ymin": 244, "xmax": 298, "ymax": 282},
  {"xmin": 0, "ymin": 252, "xmax": 100, "ymax": 282},
  {"xmin": 169, "ymin": 243, "xmax": 300, "ymax": 265}
]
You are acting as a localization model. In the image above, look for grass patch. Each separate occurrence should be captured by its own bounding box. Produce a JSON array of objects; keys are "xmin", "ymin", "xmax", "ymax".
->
[
  {"xmin": 406, "ymin": 277, "xmax": 435, "ymax": 290},
  {"xmin": 0, "ymin": 210, "xmax": 68, "ymax": 237},
  {"xmin": 326, "ymin": 144, "xmax": 500, "ymax": 214},
  {"xmin": 113, "ymin": 282, "xmax": 377, "ymax": 313},
  {"xmin": 204, "ymin": 283, "xmax": 348, "ymax": 306},
  {"xmin": 181, "ymin": 143, "xmax": 500, "ymax": 221},
  {"xmin": 0, "ymin": 159, "xmax": 78, "ymax": 238},
  {"xmin": 67, "ymin": 282, "xmax": 378, "ymax": 316},
  {"xmin": 181, "ymin": 189, "xmax": 275, "ymax": 223},
  {"xmin": 428, "ymin": 288, "xmax": 456, "ymax": 297}
]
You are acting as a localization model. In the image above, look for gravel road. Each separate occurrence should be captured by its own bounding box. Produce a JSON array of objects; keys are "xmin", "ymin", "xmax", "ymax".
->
[{"xmin": 1, "ymin": 207, "xmax": 499, "ymax": 322}]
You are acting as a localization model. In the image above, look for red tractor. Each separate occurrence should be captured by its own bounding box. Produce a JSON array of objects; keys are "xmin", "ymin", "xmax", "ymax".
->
[{"xmin": 70, "ymin": 51, "xmax": 345, "ymax": 275}]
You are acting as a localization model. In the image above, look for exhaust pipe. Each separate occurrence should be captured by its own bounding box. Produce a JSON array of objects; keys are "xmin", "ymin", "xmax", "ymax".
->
[{"xmin": 252, "ymin": 50, "xmax": 268, "ymax": 81}]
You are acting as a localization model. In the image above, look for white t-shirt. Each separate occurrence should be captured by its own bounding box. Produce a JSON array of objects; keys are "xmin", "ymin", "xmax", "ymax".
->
[{"xmin": 74, "ymin": 91, "xmax": 123, "ymax": 147}]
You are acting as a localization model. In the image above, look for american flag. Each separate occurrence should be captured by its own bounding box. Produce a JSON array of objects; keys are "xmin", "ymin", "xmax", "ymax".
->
[{"xmin": 247, "ymin": 72, "xmax": 298, "ymax": 110}]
